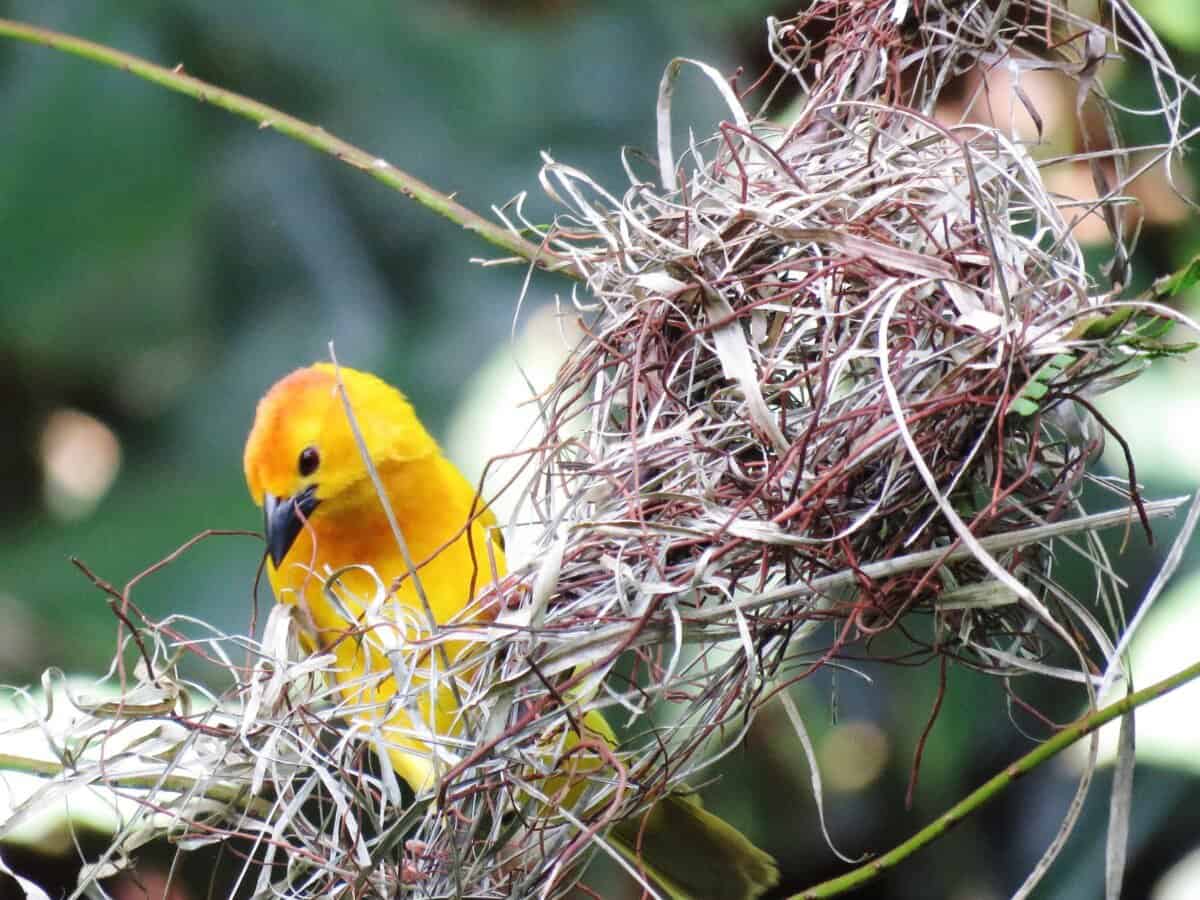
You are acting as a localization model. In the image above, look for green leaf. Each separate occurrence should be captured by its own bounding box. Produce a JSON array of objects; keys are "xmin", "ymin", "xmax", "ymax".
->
[
  {"xmin": 1022, "ymin": 380, "xmax": 1049, "ymax": 401},
  {"xmin": 1066, "ymin": 306, "xmax": 1135, "ymax": 341},
  {"xmin": 1124, "ymin": 338, "xmax": 1200, "ymax": 358},
  {"xmin": 1151, "ymin": 253, "xmax": 1200, "ymax": 300},
  {"xmin": 1010, "ymin": 397, "xmax": 1040, "ymax": 417},
  {"xmin": 1011, "ymin": 353, "xmax": 1077, "ymax": 416}
]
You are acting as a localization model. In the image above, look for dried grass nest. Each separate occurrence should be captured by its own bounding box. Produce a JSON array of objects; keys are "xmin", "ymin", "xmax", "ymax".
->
[
  {"xmin": 450, "ymin": 1, "xmax": 1197, "ymax": 892},
  {"xmin": 15, "ymin": 3, "xmax": 1200, "ymax": 899}
]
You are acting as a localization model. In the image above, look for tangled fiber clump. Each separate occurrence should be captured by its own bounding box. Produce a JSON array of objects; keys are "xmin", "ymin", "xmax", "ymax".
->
[
  {"xmin": 7, "ymin": 2, "xmax": 1198, "ymax": 899},
  {"xmin": 455, "ymin": 0, "xmax": 1196, "ymax": 891}
]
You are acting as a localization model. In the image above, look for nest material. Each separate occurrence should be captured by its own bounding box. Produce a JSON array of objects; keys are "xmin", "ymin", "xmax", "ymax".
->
[
  {"xmin": 14, "ymin": 3, "xmax": 1198, "ymax": 899},
  {"xmin": 437, "ymin": 1, "xmax": 1195, "ymax": 893}
]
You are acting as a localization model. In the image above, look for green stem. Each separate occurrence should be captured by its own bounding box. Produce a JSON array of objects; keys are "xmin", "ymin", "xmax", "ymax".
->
[
  {"xmin": 793, "ymin": 657, "xmax": 1200, "ymax": 898},
  {"xmin": 0, "ymin": 17, "xmax": 575, "ymax": 278}
]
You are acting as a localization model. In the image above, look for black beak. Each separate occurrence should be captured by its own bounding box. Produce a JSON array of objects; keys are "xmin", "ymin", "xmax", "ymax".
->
[{"xmin": 263, "ymin": 485, "xmax": 320, "ymax": 568}]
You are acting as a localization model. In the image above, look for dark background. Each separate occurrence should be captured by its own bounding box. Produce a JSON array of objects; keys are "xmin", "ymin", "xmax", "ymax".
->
[{"xmin": 1, "ymin": 2, "xmax": 1199, "ymax": 898}]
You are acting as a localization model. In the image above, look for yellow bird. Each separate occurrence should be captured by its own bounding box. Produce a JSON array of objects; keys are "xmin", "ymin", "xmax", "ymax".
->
[{"xmin": 243, "ymin": 363, "xmax": 779, "ymax": 900}]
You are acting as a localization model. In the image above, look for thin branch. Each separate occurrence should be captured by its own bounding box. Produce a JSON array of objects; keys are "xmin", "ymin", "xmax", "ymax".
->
[
  {"xmin": 792, "ymin": 654, "xmax": 1200, "ymax": 898},
  {"xmin": 0, "ymin": 17, "xmax": 580, "ymax": 280}
]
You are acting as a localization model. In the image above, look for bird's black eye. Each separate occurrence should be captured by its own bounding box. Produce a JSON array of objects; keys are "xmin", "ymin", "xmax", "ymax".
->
[{"xmin": 298, "ymin": 445, "xmax": 320, "ymax": 477}]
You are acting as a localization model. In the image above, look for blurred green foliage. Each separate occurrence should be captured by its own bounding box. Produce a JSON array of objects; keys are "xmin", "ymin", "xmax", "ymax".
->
[
  {"xmin": 2, "ymin": 2, "xmax": 1200, "ymax": 899},
  {"xmin": 0, "ymin": 0, "xmax": 760, "ymax": 673}
]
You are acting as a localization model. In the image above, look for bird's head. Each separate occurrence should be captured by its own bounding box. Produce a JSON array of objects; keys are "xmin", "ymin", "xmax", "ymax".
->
[{"xmin": 243, "ymin": 363, "xmax": 437, "ymax": 567}]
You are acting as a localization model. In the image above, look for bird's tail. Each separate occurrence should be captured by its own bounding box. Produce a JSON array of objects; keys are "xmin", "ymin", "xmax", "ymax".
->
[{"xmin": 609, "ymin": 792, "xmax": 779, "ymax": 900}]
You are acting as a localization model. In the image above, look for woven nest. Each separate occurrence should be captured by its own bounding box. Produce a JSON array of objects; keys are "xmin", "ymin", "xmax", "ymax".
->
[
  {"xmin": 23, "ymin": 3, "xmax": 1197, "ymax": 899},
  {"xmin": 423, "ymin": 1, "xmax": 1194, "ymax": 894}
]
